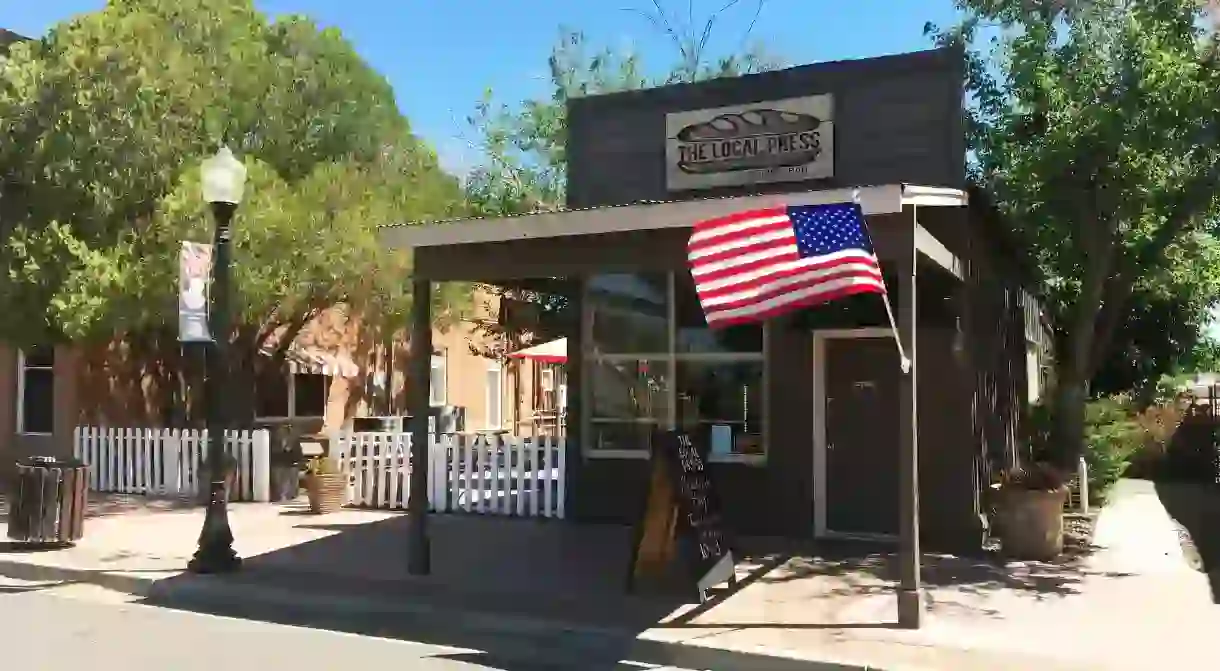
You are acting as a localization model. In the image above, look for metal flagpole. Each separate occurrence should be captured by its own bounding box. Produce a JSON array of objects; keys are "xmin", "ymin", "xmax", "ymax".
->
[{"xmin": 853, "ymin": 188, "xmax": 912, "ymax": 374}]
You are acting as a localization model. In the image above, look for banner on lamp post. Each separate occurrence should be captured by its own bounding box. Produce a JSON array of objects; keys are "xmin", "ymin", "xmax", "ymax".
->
[{"xmin": 178, "ymin": 241, "xmax": 213, "ymax": 343}]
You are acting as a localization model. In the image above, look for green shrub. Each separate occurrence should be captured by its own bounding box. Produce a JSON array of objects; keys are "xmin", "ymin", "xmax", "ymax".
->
[
  {"xmin": 1025, "ymin": 395, "xmax": 1147, "ymax": 503},
  {"xmin": 1083, "ymin": 396, "xmax": 1144, "ymax": 501}
]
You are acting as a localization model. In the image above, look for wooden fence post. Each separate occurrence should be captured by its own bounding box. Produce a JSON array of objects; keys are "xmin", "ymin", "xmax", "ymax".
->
[{"xmin": 252, "ymin": 429, "xmax": 271, "ymax": 502}]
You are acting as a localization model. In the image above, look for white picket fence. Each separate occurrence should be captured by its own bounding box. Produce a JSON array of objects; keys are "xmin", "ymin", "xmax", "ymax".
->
[
  {"xmin": 332, "ymin": 432, "xmax": 566, "ymax": 519},
  {"xmin": 73, "ymin": 426, "xmax": 271, "ymax": 502}
]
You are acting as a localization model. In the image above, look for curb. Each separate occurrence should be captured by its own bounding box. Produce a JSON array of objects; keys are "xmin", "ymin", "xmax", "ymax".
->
[
  {"xmin": 0, "ymin": 556, "xmax": 885, "ymax": 670},
  {"xmin": 0, "ymin": 556, "xmax": 159, "ymax": 596}
]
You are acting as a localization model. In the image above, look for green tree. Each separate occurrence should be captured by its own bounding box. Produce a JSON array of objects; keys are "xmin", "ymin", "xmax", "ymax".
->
[
  {"xmin": 928, "ymin": 0, "xmax": 1220, "ymax": 466},
  {"xmin": 1179, "ymin": 332, "xmax": 1220, "ymax": 373},
  {"xmin": 0, "ymin": 0, "xmax": 464, "ymax": 338},
  {"xmin": 0, "ymin": 0, "xmax": 468, "ymax": 421},
  {"xmin": 1093, "ymin": 231, "xmax": 1220, "ymax": 394}
]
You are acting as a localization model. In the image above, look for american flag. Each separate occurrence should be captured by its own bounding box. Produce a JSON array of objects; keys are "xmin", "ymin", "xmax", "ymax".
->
[{"xmin": 687, "ymin": 203, "xmax": 886, "ymax": 328}]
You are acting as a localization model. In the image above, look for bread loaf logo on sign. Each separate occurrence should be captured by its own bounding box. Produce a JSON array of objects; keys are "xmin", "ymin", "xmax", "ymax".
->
[
  {"xmin": 675, "ymin": 109, "xmax": 822, "ymax": 174},
  {"xmin": 665, "ymin": 94, "xmax": 834, "ymax": 191}
]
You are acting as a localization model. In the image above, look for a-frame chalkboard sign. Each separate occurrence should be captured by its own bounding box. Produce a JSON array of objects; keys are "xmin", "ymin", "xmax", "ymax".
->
[{"xmin": 626, "ymin": 430, "xmax": 736, "ymax": 603}]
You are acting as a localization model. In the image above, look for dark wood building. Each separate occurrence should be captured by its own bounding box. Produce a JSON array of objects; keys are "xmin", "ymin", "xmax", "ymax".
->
[{"xmin": 381, "ymin": 47, "xmax": 1050, "ymax": 552}]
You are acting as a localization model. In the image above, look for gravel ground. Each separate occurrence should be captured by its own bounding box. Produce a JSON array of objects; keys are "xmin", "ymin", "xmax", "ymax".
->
[
  {"xmin": 981, "ymin": 509, "xmax": 1099, "ymax": 561},
  {"xmin": 1061, "ymin": 511, "xmax": 1100, "ymax": 560}
]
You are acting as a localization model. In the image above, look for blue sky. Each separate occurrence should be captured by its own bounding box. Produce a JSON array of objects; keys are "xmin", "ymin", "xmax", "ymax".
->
[{"xmin": 6, "ymin": 0, "xmax": 960, "ymax": 174}]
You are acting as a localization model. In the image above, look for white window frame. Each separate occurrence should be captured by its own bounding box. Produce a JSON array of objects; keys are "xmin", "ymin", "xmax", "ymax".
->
[
  {"xmin": 255, "ymin": 370, "xmax": 330, "ymax": 422},
  {"xmin": 430, "ymin": 354, "xmax": 447, "ymax": 407},
  {"xmin": 539, "ymin": 367, "xmax": 556, "ymax": 410},
  {"xmin": 485, "ymin": 360, "xmax": 503, "ymax": 429},
  {"xmin": 582, "ymin": 272, "xmax": 769, "ymax": 465},
  {"xmin": 16, "ymin": 348, "xmax": 54, "ymax": 436}
]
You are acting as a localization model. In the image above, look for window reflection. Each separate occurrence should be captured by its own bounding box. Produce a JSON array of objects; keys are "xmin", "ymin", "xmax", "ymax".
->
[
  {"xmin": 589, "ymin": 359, "xmax": 669, "ymax": 423},
  {"xmin": 677, "ymin": 360, "xmax": 765, "ymax": 456},
  {"xmin": 583, "ymin": 271, "xmax": 768, "ymax": 459},
  {"xmin": 589, "ymin": 358, "xmax": 669, "ymax": 452},
  {"xmin": 674, "ymin": 271, "xmax": 763, "ymax": 354},
  {"xmin": 588, "ymin": 273, "xmax": 669, "ymax": 354},
  {"xmin": 590, "ymin": 421, "xmax": 662, "ymax": 453}
]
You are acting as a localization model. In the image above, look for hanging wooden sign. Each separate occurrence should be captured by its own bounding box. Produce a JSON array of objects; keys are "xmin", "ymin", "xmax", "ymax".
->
[{"xmin": 626, "ymin": 430, "xmax": 736, "ymax": 602}]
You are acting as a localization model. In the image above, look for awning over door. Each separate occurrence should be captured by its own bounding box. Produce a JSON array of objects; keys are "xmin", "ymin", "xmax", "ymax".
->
[
  {"xmin": 260, "ymin": 343, "xmax": 360, "ymax": 378},
  {"xmin": 508, "ymin": 338, "xmax": 567, "ymax": 364}
]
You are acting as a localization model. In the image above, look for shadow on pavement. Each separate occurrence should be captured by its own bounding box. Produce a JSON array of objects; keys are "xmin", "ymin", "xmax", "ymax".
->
[
  {"xmin": 132, "ymin": 513, "xmax": 824, "ymax": 670},
  {"xmin": 1153, "ymin": 480, "xmax": 1220, "ymax": 603},
  {"xmin": 123, "ymin": 510, "xmax": 1120, "ymax": 668}
]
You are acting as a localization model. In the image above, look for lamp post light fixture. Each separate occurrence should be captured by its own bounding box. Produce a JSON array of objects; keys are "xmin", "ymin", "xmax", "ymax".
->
[{"xmin": 187, "ymin": 146, "xmax": 247, "ymax": 575}]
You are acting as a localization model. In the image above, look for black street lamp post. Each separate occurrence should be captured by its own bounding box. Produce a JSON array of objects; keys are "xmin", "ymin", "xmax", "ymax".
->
[{"xmin": 188, "ymin": 146, "xmax": 247, "ymax": 575}]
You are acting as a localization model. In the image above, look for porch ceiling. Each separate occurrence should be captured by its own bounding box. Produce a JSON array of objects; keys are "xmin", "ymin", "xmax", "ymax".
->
[{"xmin": 914, "ymin": 223, "xmax": 963, "ymax": 280}]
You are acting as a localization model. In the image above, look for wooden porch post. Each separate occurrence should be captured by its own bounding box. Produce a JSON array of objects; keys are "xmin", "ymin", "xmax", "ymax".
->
[
  {"xmin": 407, "ymin": 277, "xmax": 432, "ymax": 575},
  {"xmin": 897, "ymin": 230, "xmax": 923, "ymax": 628}
]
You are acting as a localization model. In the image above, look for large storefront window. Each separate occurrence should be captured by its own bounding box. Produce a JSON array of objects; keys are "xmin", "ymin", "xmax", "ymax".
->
[
  {"xmin": 676, "ymin": 360, "xmax": 765, "ymax": 457},
  {"xmin": 674, "ymin": 273, "xmax": 765, "ymax": 355},
  {"xmin": 588, "ymin": 273, "xmax": 669, "ymax": 355},
  {"xmin": 584, "ymin": 272, "xmax": 766, "ymax": 462}
]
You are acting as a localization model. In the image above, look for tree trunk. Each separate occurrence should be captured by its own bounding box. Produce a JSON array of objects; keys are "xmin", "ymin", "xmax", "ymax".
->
[
  {"xmin": 381, "ymin": 332, "xmax": 395, "ymax": 415},
  {"xmin": 1049, "ymin": 358, "xmax": 1089, "ymax": 470},
  {"xmin": 1049, "ymin": 189, "xmax": 1116, "ymax": 471}
]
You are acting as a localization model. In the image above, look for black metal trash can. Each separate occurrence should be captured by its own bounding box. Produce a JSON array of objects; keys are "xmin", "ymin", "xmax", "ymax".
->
[{"xmin": 7, "ymin": 456, "xmax": 88, "ymax": 545}]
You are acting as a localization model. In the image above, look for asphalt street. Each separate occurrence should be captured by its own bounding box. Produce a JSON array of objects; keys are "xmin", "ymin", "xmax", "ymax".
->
[{"xmin": 0, "ymin": 576, "xmax": 712, "ymax": 671}]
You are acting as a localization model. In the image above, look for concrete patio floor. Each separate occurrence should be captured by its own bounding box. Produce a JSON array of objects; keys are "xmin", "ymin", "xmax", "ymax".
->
[{"xmin": 0, "ymin": 487, "xmax": 1215, "ymax": 670}]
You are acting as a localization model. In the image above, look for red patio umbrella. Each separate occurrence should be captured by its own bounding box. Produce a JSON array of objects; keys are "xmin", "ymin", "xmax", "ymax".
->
[{"xmin": 508, "ymin": 337, "xmax": 567, "ymax": 364}]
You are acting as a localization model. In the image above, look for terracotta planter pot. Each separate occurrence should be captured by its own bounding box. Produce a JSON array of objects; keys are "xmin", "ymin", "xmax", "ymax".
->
[
  {"xmin": 306, "ymin": 473, "xmax": 346, "ymax": 514},
  {"xmin": 997, "ymin": 486, "xmax": 1068, "ymax": 560}
]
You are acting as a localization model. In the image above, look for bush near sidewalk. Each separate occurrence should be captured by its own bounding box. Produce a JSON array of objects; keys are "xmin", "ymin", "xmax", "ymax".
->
[
  {"xmin": 1082, "ymin": 397, "xmax": 1147, "ymax": 501},
  {"xmin": 1029, "ymin": 394, "xmax": 1185, "ymax": 504}
]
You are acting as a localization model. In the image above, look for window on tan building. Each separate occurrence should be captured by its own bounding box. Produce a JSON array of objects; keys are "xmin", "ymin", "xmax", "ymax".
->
[
  {"xmin": 256, "ymin": 368, "xmax": 330, "ymax": 420},
  {"xmin": 539, "ymin": 367, "xmax": 555, "ymax": 410},
  {"xmin": 485, "ymin": 361, "xmax": 503, "ymax": 429},
  {"xmin": 430, "ymin": 354, "xmax": 447, "ymax": 406},
  {"xmin": 17, "ymin": 347, "xmax": 54, "ymax": 435}
]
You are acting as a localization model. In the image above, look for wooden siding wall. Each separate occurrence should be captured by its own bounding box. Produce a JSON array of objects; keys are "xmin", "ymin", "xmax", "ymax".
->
[
  {"xmin": 964, "ymin": 208, "xmax": 1039, "ymax": 531},
  {"xmin": 566, "ymin": 47, "xmax": 966, "ymax": 208}
]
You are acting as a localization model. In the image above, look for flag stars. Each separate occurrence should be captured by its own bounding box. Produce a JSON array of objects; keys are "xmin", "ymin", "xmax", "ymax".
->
[{"xmin": 789, "ymin": 203, "xmax": 873, "ymax": 259}]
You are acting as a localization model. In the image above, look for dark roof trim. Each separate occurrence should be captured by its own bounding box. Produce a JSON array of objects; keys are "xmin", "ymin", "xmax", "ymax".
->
[{"xmin": 378, "ymin": 184, "xmax": 967, "ymax": 250}]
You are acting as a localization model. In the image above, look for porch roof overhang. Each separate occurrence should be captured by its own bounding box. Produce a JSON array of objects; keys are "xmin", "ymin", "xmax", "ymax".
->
[{"xmin": 379, "ymin": 184, "xmax": 966, "ymax": 281}]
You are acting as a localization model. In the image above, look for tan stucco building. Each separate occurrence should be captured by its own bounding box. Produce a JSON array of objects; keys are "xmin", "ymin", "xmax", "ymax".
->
[{"xmin": 0, "ymin": 289, "xmax": 566, "ymax": 473}]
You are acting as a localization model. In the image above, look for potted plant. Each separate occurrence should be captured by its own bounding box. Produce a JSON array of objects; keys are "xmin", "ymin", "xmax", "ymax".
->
[
  {"xmin": 198, "ymin": 452, "xmax": 240, "ymax": 504},
  {"xmin": 304, "ymin": 456, "xmax": 346, "ymax": 514},
  {"xmin": 993, "ymin": 461, "xmax": 1070, "ymax": 560}
]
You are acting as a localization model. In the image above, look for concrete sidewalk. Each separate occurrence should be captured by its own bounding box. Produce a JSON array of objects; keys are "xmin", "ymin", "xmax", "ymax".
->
[
  {"xmin": 0, "ymin": 486, "xmax": 1214, "ymax": 670},
  {"xmin": 0, "ymin": 560, "xmax": 1092, "ymax": 671}
]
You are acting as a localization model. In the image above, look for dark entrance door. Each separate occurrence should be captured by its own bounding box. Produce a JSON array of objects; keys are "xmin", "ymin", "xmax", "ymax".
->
[{"xmin": 824, "ymin": 336, "xmax": 900, "ymax": 537}]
